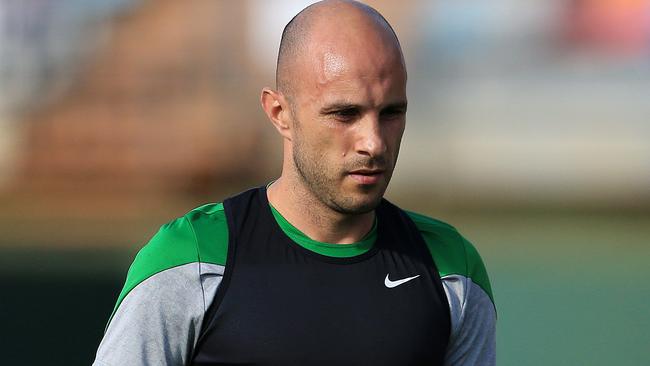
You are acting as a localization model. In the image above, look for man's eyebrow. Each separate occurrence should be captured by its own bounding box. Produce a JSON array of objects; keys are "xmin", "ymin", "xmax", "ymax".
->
[
  {"xmin": 319, "ymin": 101, "xmax": 408, "ymax": 114},
  {"xmin": 319, "ymin": 103, "xmax": 360, "ymax": 114},
  {"xmin": 382, "ymin": 101, "xmax": 408, "ymax": 111}
]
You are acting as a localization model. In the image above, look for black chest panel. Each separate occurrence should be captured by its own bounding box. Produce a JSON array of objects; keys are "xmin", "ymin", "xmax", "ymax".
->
[{"xmin": 192, "ymin": 187, "xmax": 450, "ymax": 366}]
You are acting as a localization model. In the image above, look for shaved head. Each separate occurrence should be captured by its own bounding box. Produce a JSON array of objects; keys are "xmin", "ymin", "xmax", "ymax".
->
[
  {"xmin": 276, "ymin": 0, "xmax": 404, "ymax": 102},
  {"xmin": 262, "ymin": 0, "xmax": 408, "ymax": 220}
]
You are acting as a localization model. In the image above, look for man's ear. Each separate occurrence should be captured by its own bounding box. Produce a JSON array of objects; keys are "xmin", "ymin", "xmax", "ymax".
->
[{"xmin": 261, "ymin": 88, "xmax": 292, "ymax": 140}]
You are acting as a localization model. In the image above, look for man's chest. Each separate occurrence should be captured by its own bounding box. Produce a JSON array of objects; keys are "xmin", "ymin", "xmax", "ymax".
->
[
  {"xmin": 192, "ymin": 248, "xmax": 449, "ymax": 366},
  {"xmin": 190, "ymin": 189, "xmax": 450, "ymax": 365}
]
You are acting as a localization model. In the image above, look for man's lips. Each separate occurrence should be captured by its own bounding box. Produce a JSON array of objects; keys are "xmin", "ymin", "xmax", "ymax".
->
[{"xmin": 348, "ymin": 169, "xmax": 385, "ymax": 185}]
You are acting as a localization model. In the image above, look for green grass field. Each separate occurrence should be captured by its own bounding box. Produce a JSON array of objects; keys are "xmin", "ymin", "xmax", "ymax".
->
[{"xmin": 461, "ymin": 212, "xmax": 650, "ymax": 366}]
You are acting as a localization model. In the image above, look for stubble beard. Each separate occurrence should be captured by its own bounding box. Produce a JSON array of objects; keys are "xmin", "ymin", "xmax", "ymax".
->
[{"xmin": 292, "ymin": 132, "xmax": 390, "ymax": 216}]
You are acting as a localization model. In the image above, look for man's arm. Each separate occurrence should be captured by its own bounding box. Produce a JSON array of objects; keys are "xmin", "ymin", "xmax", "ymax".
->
[
  {"xmin": 407, "ymin": 211, "xmax": 496, "ymax": 365},
  {"xmin": 441, "ymin": 237, "xmax": 496, "ymax": 366},
  {"xmin": 441, "ymin": 274, "xmax": 496, "ymax": 365},
  {"xmin": 93, "ymin": 214, "xmax": 226, "ymax": 366}
]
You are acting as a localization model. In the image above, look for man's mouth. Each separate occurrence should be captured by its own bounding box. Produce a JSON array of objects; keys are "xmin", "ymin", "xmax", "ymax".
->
[{"xmin": 348, "ymin": 169, "xmax": 385, "ymax": 185}]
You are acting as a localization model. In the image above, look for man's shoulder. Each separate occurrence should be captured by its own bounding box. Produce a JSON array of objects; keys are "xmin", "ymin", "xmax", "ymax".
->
[
  {"xmin": 404, "ymin": 209, "xmax": 459, "ymax": 236},
  {"xmin": 403, "ymin": 209, "xmax": 469, "ymax": 276},
  {"xmin": 185, "ymin": 202, "xmax": 225, "ymax": 220},
  {"xmin": 104, "ymin": 203, "xmax": 228, "ymax": 327},
  {"xmin": 134, "ymin": 203, "xmax": 228, "ymax": 270},
  {"xmin": 126, "ymin": 202, "xmax": 228, "ymax": 285},
  {"xmin": 403, "ymin": 209, "xmax": 494, "ymax": 303},
  {"xmin": 183, "ymin": 202, "xmax": 229, "ymax": 266}
]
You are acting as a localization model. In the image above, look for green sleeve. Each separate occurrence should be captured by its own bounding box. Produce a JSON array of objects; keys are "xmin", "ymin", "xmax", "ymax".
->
[
  {"xmin": 107, "ymin": 202, "xmax": 229, "ymax": 327},
  {"xmin": 406, "ymin": 210, "xmax": 494, "ymax": 305},
  {"xmin": 106, "ymin": 216, "xmax": 200, "ymax": 326}
]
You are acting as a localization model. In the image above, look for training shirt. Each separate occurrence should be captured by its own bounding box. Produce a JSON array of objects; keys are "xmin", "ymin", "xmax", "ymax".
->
[{"xmin": 93, "ymin": 187, "xmax": 496, "ymax": 365}]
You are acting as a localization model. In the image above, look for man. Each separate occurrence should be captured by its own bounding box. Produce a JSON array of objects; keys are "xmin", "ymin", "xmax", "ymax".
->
[{"xmin": 93, "ymin": 1, "xmax": 496, "ymax": 365}]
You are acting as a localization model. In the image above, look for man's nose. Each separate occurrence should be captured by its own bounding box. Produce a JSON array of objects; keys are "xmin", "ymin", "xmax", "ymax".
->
[{"xmin": 355, "ymin": 114, "xmax": 386, "ymax": 158}]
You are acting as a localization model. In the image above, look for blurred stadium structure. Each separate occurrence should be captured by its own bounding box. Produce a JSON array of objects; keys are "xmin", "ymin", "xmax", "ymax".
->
[{"xmin": 0, "ymin": 1, "xmax": 649, "ymax": 365}]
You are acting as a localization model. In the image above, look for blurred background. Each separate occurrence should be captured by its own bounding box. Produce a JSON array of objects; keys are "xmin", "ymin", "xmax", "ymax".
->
[{"xmin": 1, "ymin": 0, "xmax": 649, "ymax": 364}]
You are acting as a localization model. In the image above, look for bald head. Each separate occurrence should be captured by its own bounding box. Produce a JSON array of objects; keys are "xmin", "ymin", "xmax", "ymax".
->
[{"xmin": 276, "ymin": 0, "xmax": 405, "ymax": 101}]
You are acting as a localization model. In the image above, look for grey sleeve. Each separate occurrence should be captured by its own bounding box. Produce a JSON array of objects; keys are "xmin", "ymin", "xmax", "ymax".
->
[
  {"xmin": 93, "ymin": 262, "xmax": 224, "ymax": 366},
  {"xmin": 442, "ymin": 274, "xmax": 497, "ymax": 366}
]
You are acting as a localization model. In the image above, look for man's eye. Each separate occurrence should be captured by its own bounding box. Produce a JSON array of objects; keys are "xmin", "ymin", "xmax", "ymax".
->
[
  {"xmin": 380, "ymin": 108, "xmax": 405, "ymax": 121},
  {"xmin": 333, "ymin": 109, "xmax": 359, "ymax": 121}
]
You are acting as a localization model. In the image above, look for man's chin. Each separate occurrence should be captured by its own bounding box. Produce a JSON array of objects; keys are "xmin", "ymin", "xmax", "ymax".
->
[{"xmin": 329, "ymin": 193, "xmax": 384, "ymax": 215}]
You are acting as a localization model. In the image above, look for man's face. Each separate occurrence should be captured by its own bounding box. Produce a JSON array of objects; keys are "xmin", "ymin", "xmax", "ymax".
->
[{"xmin": 288, "ymin": 48, "xmax": 407, "ymax": 215}]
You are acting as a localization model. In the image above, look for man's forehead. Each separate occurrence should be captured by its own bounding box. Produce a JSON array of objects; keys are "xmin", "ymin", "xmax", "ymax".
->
[
  {"xmin": 277, "ymin": 0, "xmax": 405, "ymax": 98},
  {"xmin": 308, "ymin": 73, "xmax": 407, "ymax": 109},
  {"xmin": 298, "ymin": 46, "xmax": 406, "ymax": 98},
  {"xmin": 321, "ymin": 52, "xmax": 347, "ymax": 81}
]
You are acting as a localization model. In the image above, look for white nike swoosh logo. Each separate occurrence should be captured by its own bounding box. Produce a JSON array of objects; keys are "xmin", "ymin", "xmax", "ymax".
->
[{"xmin": 384, "ymin": 274, "xmax": 420, "ymax": 288}]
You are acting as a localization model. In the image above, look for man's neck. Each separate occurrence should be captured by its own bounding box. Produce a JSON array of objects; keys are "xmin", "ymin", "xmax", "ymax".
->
[{"xmin": 267, "ymin": 177, "xmax": 375, "ymax": 244}]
